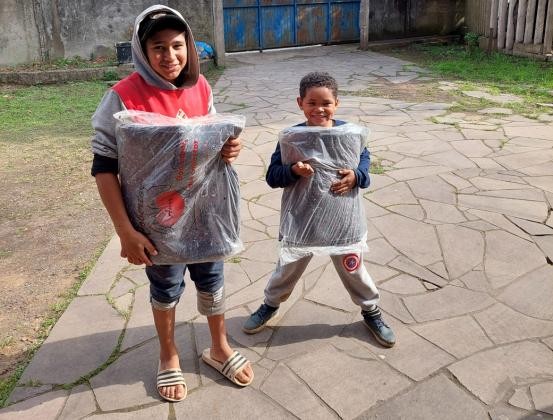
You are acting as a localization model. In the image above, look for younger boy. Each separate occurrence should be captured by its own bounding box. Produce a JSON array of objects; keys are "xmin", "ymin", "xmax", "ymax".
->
[
  {"xmin": 91, "ymin": 5, "xmax": 253, "ymax": 402},
  {"xmin": 242, "ymin": 72, "xmax": 395, "ymax": 348}
]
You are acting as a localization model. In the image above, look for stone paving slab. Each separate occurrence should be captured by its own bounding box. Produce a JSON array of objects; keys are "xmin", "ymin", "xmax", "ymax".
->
[
  {"xmin": 448, "ymin": 341, "xmax": 553, "ymax": 405},
  {"xmin": 0, "ymin": 390, "xmax": 68, "ymax": 420},
  {"xmin": 359, "ymin": 374, "xmax": 489, "ymax": 420},
  {"xmin": 57, "ymin": 384, "xmax": 96, "ymax": 420},
  {"xmin": 286, "ymin": 344, "xmax": 411, "ymax": 418},
  {"xmin": 350, "ymin": 316, "xmax": 455, "ymax": 381},
  {"xmin": 411, "ymin": 316, "xmax": 493, "ymax": 358},
  {"xmin": 18, "ymin": 295, "xmax": 124, "ymax": 386},
  {"xmin": 403, "ymin": 285, "xmax": 494, "ymax": 322},
  {"xmin": 462, "ymin": 90, "xmax": 523, "ymax": 104},
  {"xmin": 89, "ymin": 404, "xmax": 170, "ymax": 419},
  {"xmin": 509, "ymin": 387, "xmax": 534, "ymax": 411},
  {"xmin": 530, "ymin": 382, "xmax": 553, "ymax": 416},
  {"xmin": 3, "ymin": 44, "xmax": 553, "ymax": 419},
  {"xmin": 260, "ymin": 363, "xmax": 337, "ymax": 419}
]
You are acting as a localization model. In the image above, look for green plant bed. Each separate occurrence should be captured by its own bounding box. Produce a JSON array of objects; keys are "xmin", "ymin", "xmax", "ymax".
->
[
  {"xmin": 392, "ymin": 44, "xmax": 553, "ymax": 96},
  {"xmin": 387, "ymin": 43, "xmax": 553, "ymax": 117},
  {"xmin": 0, "ymin": 56, "xmax": 118, "ymax": 73}
]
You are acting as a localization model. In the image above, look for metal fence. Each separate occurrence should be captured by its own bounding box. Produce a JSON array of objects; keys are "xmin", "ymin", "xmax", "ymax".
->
[{"xmin": 465, "ymin": 0, "xmax": 553, "ymax": 59}]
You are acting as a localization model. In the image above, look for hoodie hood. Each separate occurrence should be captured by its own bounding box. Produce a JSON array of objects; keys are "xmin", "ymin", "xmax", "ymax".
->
[{"xmin": 131, "ymin": 4, "xmax": 200, "ymax": 90}]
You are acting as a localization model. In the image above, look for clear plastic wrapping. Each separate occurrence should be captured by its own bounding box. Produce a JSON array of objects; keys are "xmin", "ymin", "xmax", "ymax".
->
[
  {"xmin": 278, "ymin": 123, "xmax": 369, "ymax": 263},
  {"xmin": 114, "ymin": 110, "xmax": 245, "ymax": 264}
]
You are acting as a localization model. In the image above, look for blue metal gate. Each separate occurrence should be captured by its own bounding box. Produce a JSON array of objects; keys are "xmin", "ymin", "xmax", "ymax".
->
[{"xmin": 223, "ymin": 0, "xmax": 361, "ymax": 52}]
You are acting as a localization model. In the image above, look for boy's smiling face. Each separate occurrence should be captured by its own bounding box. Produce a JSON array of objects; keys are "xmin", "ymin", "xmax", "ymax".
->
[
  {"xmin": 297, "ymin": 86, "xmax": 339, "ymax": 127},
  {"xmin": 145, "ymin": 28, "xmax": 188, "ymax": 82}
]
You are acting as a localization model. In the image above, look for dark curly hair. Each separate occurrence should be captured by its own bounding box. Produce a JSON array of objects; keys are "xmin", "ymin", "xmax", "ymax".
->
[{"xmin": 299, "ymin": 72, "xmax": 338, "ymax": 99}]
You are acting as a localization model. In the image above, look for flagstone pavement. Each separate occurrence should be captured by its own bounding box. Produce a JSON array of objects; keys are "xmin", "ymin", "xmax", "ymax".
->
[{"xmin": 2, "ymin": 44, "xmax": 553, "ymax": 420}]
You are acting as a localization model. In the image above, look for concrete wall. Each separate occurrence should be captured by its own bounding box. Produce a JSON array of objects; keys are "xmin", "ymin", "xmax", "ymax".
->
[
  {"xmin": 367, "ymin": 0, "xmax": 465, "ymax": 41},
  {"xmin": 1, "ymin": 0, "xmax": 464, "ymax": 67},
  {"xmin": 0, "ymin": 0, "xmax": 215, "ymax": 67},
  {"xmin": 0, "ymin": 0, "xmax": 41, "ymax": 65}
]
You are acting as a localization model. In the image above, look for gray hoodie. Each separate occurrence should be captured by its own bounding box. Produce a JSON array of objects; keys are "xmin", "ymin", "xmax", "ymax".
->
[{"xmin": 91, "ymin": 4, "xmax": 215, "ymax": 160}]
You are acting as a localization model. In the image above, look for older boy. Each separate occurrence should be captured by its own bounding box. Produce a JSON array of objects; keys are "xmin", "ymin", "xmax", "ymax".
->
[
  {"xmin": 242, "ymin": 72, "xmax": 396, "ymax": 348},
  {"xmin": 91, "ymin": 5, "xmax": 253, "ymax": 402}
]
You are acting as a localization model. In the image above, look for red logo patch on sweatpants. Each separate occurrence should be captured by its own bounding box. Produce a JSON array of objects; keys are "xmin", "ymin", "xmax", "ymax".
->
[{"xmin": 342, "ymin": 254, "xmax": 360, "ymax": 272}]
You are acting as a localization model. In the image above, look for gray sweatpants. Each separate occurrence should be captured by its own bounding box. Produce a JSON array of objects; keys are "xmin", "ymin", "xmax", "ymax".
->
[{"xmin": 264, "ymin": 252, "xmax": 379, "ymax": 311}]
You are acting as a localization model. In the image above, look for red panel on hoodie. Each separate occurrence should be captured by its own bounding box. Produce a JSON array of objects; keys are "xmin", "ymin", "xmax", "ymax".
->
[{"xmin": 113, "ymin": 72, "xmax": 211, "ymax": 118}]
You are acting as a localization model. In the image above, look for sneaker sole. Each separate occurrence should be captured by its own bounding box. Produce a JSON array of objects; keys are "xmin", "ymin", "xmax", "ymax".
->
[
  {"xmin": 363, "ymin": 320, "xmax": 395, "ymax": 348},
  {"xmin": 242, "ymin": 311, "xmax": 279, "ymax": 335}
]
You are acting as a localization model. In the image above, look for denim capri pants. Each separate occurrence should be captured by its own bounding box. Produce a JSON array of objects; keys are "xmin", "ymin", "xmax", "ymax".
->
[{"xmin": 145, "ymin": 261, "xmax": 225, "ymax": 316}]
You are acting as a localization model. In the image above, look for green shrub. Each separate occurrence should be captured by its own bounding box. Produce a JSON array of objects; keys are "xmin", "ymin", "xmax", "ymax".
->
[
  {"xmin": 102, "ymin": 69, "xmax": 119, "ymax": 81},
  {"xmin": 464, "ymin": 32, "xmax": 480, "ymax": 53}
]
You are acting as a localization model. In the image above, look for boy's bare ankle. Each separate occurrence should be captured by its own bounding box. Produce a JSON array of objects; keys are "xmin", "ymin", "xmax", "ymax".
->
[
  {"xmin": 209, "ymin": 344, "xmax": 234, "ymax": 362},
  {"xmin": 159, "ymin": 347, "xmax": 180, "ymax": 367}
]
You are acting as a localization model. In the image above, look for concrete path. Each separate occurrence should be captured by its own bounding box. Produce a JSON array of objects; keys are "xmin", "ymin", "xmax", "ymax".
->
[{"xmin": 2, "ymin": 44, "xmax": 553, "ymax": 419}]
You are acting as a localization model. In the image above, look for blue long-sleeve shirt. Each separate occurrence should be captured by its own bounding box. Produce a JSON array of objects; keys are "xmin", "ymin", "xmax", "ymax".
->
[{"xmin": 266, "ymin": 120, "xmax": 370, "ymax": 189}]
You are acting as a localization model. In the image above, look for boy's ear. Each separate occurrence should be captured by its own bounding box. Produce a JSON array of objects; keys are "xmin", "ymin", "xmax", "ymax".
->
[
  {"xmin": 296, "ymin": 96, "xmax": 303, "ymax": 109},
  {"xmin": 335, "ymin": 98, "xmax": 340, "ymax": 107}
]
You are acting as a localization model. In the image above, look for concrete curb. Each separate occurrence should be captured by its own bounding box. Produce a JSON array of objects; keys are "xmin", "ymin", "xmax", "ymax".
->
[{"xmin": 0, "ymin": 59, "xmax": 214, "ymax": 86}]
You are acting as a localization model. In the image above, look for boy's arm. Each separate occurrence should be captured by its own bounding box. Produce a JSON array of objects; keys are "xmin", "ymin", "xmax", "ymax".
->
[
  {"xmin": 266, "ymin": 143, "xmax": 301, "ymax": 188},
  {"xmin": 91, "ymin": 91, "xmax": 156, "ymax": 265},
  {"xmin": 331, "ymin": 147, "xmax": 371, "ymax": 194},
  {"xmin": 355, "ymin": 147, "xmax": 371, "ymax": 189},
  {"xmin": 221, "ymin": 137, "xmax": 241, "ymax": 163},
  {"xmin": 94, "ymin": 172, "xmax": 158, "ymax": 266},
  {"xmin": 91, "ymin": 90, "xmax": 124, "ymax": 159}
]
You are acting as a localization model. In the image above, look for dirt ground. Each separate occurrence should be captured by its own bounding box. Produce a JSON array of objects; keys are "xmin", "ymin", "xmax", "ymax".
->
[
  {"xmin": 0, "ymin": 132, "xmax": 113, "ymax": 380},
  {"xmin": 0, "ymin": 73, "xmax": 456, "ymax": 384}
]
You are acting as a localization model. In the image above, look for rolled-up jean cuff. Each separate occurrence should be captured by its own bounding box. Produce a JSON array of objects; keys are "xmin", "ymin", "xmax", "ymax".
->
[
  {"xmin": 197, "ymin": 286, "xmax": 225, "ymax": 316},
  {"xmin": 151, "ymin": 296, "xmax": 179, "ymax": 311}
]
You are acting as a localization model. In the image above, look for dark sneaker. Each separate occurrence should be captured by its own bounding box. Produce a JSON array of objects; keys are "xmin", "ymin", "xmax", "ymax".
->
[
  {"xmin": 242, "ymin": 303, "xmax": 279, "ymax": 334},
  {"xmin": 362, "ymin": 307, "xmax": 396, "ymax": 348}
]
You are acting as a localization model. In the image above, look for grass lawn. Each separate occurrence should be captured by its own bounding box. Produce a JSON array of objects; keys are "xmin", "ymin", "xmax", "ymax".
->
[
  {"xmin": 1, "ymin": 81, "xmax": 108, "ymax": 138},
  {"xmin": 388, "ymin": 43, "xmax": 553, "ymax": 116}
]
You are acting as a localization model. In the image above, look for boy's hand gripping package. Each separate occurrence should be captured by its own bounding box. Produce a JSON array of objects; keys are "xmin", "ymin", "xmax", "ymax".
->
[
  {"xmin": 114, "ymin": 110, "xmax": 245, "ymax": 264},
  {"xmin": 279, "ymin": 123, "xmax": 370, "ymax": 263}
]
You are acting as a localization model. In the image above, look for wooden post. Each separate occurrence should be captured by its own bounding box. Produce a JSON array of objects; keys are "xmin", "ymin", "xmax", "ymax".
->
[
  {"xmin": 506, "ymin": 0, "xmax": 517, "ymax": 50},
  {"xmin": 212, "ymin": 0, "xmax": 225, "ymax": 67},
  {"xmin": 516, "ymin": 0, "xmax": 528, "ymax": 43},
  {"xmin": 488, "ymin": 0, "xmax": 498, "ymax": 53},
  {"xmin": 534, "ymin": 0, "xmax": 548, "ymax": 44},
  {"xmin": 544, "ymin": 0, "xmax": 553, "ymax": 53},
  {"xmin": 497, "ymin": 0, "xmax": 509, "ymax": 49},
  {"xmin": 359, "ymin": 0, "xmax": 370, "ymax": 50},
  {"xmin": 525, "ymin": 0, "xmax": 538, "ymax": 43}
]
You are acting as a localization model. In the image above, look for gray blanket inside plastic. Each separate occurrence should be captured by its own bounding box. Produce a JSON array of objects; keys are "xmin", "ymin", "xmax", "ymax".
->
[
  {"xmin": 115, "ymin": 111, "xmax": 245, "ymax": 264},
  {"xmin": 279, "ymin": 123, "xmax": 368, "ymax": 249}
]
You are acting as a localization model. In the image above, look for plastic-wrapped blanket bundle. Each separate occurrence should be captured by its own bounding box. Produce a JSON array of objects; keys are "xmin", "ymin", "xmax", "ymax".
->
[
  {"xmin": 279, "ymin": 123, "xmax": 370, "ymax": 263},
  {"xmin": 114, "ymin": 110, "xmax": 245, "ymax": 265}
]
